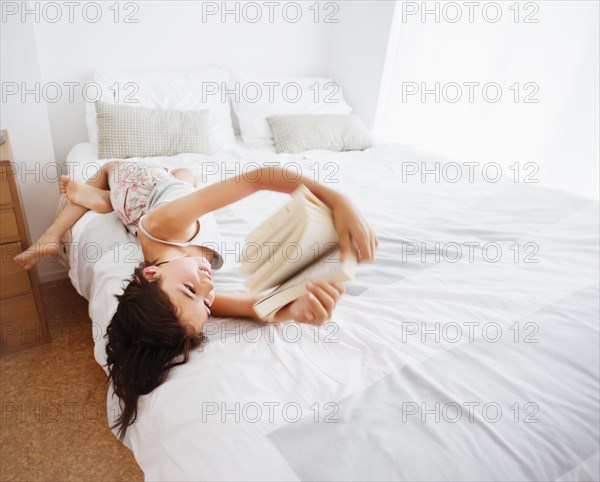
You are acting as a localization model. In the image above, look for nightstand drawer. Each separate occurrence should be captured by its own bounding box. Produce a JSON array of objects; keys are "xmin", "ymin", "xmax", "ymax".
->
[
  {"xmin": 0, "ymin": 131, "xmax": 48, "ymax": 356},
  {"xmin": 0, "ymin": 208, "xmax": 20, "ymax": 243},
  {"xmin": 0, "ymin": 293, "xmax": 45, "ymax": 354},
  {"xmin": 0, "ymin": 166, "xmax": 11, "ymax": 208},
  {"xmin": 0, "ymin": 242, "xmax": 31, "ymax": 298}
]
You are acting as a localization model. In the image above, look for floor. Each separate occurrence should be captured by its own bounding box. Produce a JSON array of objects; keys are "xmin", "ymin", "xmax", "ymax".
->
[{"xmin": 0, "ymin": 279, "xmax": 143, "ymax": 481}]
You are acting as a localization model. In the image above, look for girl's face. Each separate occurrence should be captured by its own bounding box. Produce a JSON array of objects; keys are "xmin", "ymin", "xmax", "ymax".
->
[{"xmin": 142, "ymin": 256, "xmax": 215, "ymax": 335}]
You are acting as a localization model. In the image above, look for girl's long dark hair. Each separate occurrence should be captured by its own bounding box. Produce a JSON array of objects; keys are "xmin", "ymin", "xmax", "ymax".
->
[{"xmin": 105, "ymin": 262, "xmax": 205, "ymax": 441}]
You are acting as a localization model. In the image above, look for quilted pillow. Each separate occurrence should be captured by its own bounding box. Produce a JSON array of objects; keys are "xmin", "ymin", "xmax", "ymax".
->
[
  {"xmin": 96, "ymin": 102, "xmax": 211, "ymax": 159},
  {"xmin": 267, "ymin": 114, "xmax": 371, "ymax": 154}
]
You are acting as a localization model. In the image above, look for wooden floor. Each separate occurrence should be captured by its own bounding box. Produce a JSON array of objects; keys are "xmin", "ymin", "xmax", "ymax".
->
[{"xmin": 0, "ymin": 278, "xmax": 143, "ymax": 481}]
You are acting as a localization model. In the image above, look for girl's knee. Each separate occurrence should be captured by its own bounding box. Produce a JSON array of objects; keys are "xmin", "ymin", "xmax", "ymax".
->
[
  {"xmin": 103, "ymin": 160, "xmax": 121, "ymax": 177},
  {"xmin": 171, "ymin": 168, "xmax": 195, "ymax": 185}
]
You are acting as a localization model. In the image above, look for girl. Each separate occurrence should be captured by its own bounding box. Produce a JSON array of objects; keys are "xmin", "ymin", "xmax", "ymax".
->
[{"xmin": 15, "ymin": 160, "xmax": 378, "ymax": 440}]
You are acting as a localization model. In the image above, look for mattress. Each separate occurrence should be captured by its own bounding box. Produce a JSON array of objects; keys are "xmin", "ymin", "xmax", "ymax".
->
[{"xmin": 65, "ymin": 141, "xmax": 599, "ymax": 481}]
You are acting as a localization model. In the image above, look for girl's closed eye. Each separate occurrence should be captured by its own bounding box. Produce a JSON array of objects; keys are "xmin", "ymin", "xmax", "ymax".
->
[
  {"xmin": 204, "ymin": 300, "xmax": 211, "ymax": 315},
  {"xmin": 185, "ymin": 283, "xmax": 196, "ymax": 294}
]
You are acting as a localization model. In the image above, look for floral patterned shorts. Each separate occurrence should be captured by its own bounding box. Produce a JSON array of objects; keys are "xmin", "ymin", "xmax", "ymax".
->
[{"xmin": 108, "ymin": 162, "xmax": 171, "ymax": 235}]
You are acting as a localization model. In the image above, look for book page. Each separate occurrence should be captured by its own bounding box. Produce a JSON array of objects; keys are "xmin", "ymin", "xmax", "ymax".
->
[
  {"xmin": 252, "ymin": 247, "xmax": 358, "ymax": 320},
  {"xmin": 270, "ymin": 247, "xmax": 346, "ymax": 294},
  {"xmin": 245, "ymin": 217, "xmax": 339, "ymax": 291}
]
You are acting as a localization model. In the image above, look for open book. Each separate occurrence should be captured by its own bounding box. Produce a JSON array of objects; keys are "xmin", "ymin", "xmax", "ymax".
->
[{"xmin": 240, "ymin": 184, "xmax": 358, "ymax": 322}]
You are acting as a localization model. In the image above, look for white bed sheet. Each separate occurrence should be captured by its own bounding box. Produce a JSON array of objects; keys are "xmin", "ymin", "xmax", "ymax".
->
[{"xmin": 65, "ymin": 142, "xmax": 599, "ymax": 481}]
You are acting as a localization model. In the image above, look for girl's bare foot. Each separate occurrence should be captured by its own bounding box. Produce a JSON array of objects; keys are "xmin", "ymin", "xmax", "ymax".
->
[
  {"xmin": 13, "ymin": 232, "xmax": 61, "ymax": 270},
  {"xmin": 61, "ymin": 176, "xmax": 113, "ymax": 213}
]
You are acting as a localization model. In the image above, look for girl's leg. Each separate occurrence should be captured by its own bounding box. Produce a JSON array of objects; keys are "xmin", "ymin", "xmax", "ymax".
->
[
  {"xmin": 63, "ymin": 164, "xmax": 192, "ymax": 212},
  {"xmin": 14, "ymin": 161, "xmax": 118, "ymax": 269},
  {"xmin": 60, "ymin": 163, "xmax": 116, "ymax": 213}
]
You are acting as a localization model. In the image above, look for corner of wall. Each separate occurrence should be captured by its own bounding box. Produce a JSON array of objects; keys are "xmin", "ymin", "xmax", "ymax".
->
[{"xmin": 325, "ymin": 1, "xmax": 397, "ymax": 130}]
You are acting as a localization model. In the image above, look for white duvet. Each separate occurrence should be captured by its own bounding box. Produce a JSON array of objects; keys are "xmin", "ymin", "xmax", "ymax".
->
[{"xmin": 65, "ymin": 141, "xmax": 599, "ymax": 481}]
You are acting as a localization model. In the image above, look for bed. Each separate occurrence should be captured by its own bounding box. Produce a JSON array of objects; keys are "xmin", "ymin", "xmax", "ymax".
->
[{"xmin": 61, "ymin": 136, "xmax": 599, "ymax": 481}]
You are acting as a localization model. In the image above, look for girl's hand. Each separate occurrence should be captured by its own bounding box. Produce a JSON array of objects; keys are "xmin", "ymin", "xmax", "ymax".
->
[
  {"xmin": 330, "ymin": 193, "xmax": 378, "ymax": 263},
  {"xmin": 272, "ymin": 280, "xmax": 345, "ymax": 325}
]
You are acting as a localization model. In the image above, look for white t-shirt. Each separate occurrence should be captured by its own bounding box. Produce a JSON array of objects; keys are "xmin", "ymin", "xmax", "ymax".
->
[{"xmin": 138, "ymin": 178, "xmax": 224, "ymax": 270}]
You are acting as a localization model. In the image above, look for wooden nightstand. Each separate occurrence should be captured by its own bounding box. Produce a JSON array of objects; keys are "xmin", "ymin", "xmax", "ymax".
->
[{"xmin": 0, "ymin": 130, "xmax": 49, "ymax": 355}]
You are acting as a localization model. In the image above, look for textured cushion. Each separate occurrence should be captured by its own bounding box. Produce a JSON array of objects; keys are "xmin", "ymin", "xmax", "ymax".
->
[
  {"xmin": 96, "ymin": 102, "xmax": 211, "ymax": 159},
  {"xmin": 267, "ymin": 114, "xmax": 371, "ymax": 154}
]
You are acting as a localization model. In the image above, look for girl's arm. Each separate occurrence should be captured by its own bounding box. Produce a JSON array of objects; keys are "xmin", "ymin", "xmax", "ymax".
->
[
  {"xmin": 146, "ymin": 166, "xmax": 378, "ymax": 262},
  {"xmin": 210, "ymin": 292, "xmax": 261, "ymax": 321},
  {"xmin": 211, "ymin": 280, "xmax": 344, "ymax": 325}
]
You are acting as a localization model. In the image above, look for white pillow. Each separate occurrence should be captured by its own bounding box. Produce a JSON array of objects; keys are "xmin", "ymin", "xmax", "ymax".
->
[
  {"xmin": 85, "ymin": 67, "xmax": 235, "ymax": 152},
  {"xmin": 229, "ymin": 68, "xmax": 353, "ymax": 148}
]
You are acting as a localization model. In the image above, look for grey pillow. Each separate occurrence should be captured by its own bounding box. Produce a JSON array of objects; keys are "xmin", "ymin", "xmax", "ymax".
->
[
  {"xmin": 267, "ymin": 114, "xmax": 371, "ymax": 154},
  {"xmin": 96, "ymin": 101, "xmax": 211, "ymax": 159}
]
